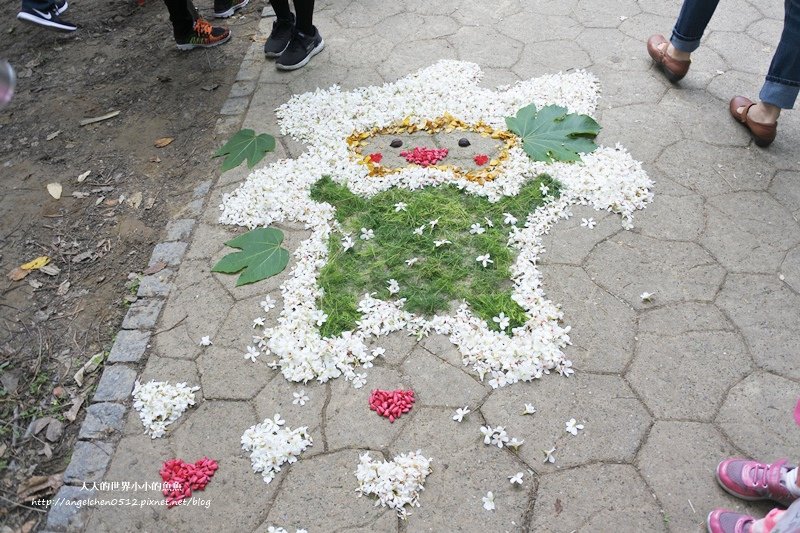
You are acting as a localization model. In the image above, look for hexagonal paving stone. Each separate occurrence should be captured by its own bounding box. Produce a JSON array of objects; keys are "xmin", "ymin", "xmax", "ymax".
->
[
  {"xmin": 579, "ymin": 28, "xmax": 648, "ymax": 72},
  {"xmin": 539, "ymin": 205, "xmax": 622, "ymax": 266},
  {"xmin": 159, "ymin": 272, "xmax": 233, "ymax": 346},
  {"xmin": 140, "ymin": 355, "xmax": 201, "ymax": 399},
  {"xmin": 172, "ymin": 400, "xmax": 256, "ymax": 460},
  {"xmin": 392, "ymin": 407, "xmax": 532, "ymax": 533},
  {"xmin": 573, "ymin": 0, "xmax": 642, "ymax": 28},
  {"xmin": 325, "ymin": 365, "xmax": 413, "ymax": 451},
  {"xmin": 701, "ymin": 192, "xmax": 800, "ymax": 273},
  {"xmin": 585, "ymin": 232, "xmax": 725, "ymax": 310},
  {"xmin": 660, "ymin": 88, "xmax": 751, "ymax": 148},
  {"xmin": 420, "ymin": 333, "xmax": 462, "ymax": 368},
  {"xmin": 265, "ymin": 449, "xmax": 393, "ymax": 531},
  {"xmin": 334, "ymin": 0, "xmax": 404, "ymax": 28},
  {"xmin": 770, "ymin": 171, "xmax": 800, "ymax": 218},
  {"xmin": 449, "ymin": 26, "xmax": 523, "ymax": 69},
  {"xmin": 378, "ymin": 39, "xmax": 458, "ymax": 80},
  {"xmin": 197, "ymin": 346, "xmax": 271, "ymax": 400},
  {"xmin": 782, "ymin": 246, "xmax": 800, "ymax": 293},
  {"xmin": 717, "ymin": 274, "xmax": 800, "ymax": 379},
  {"xmin": 253, "ymin": 375, "xmax": 326, "ymax": 446},
  {"xmin": 401, "ymin": 346, "xmax": 487, "ymax": 407},
  {"xmin": 213, "ymin": 294, "xmax": 278, "ymax": 350},
  {"xmin": 599, "ymin": 103, "xmax": 684, "ymax": 163},
  {"xmin": 185, "ymin": 223, "xmax": 240, "ymax": 261},
  {"xmin": 638, "ymin": 421, "xmax": 770, "ymax": 533},
  {"xmin": 704, "ymin": 32, "xmax": 771, "ymax": 75},
  {"xmin": 593, "ymin": 65, "xmax": 669, "ymax": 110},
  {"xmin": 530, "ymin": 464, "xmax": 664, "ymax": 532},
  {"xmin": 634, "ymin": 192, "xmax": 705, "ymax": 242},
  {"xmin": 497, "ymin": 13, "xmax": 582, "ymax": 43},
  {"xmin": 368, "ymin": 329, "xmax": 418, "ymax": 366},
  {"xmin": 717, "ymin": 372, "xmax": 800, "ymax": 460},
  {"xmin": 512, "ymin": 40, "xmax": 591, "ymax": 78},
  {"xmin": 482, "ymin": 373, "xmax": 651, "ymax": 469},
  {"xmin": 655, "ymin": 140, "xmax": 772, "ymax": 197},
  {"xmin": 540, "ymin": 264, "xmax": 636, "ymax": 373},
  {"xmin": 628, "ymin": 303, "xmax": 751, "ymax": 420}
]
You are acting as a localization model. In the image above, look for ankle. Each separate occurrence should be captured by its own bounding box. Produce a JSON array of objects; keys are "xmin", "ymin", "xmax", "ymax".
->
[
  {"xmin": 749, "ymin": 102, "xmax": 781, "ymax": 124},
  {"xmin": 666, "ymin": 44, "xmax": 691, "ymax": 61}
]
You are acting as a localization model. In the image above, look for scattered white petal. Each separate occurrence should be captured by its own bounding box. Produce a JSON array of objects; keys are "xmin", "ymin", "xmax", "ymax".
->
[
  {"xmin": 482, "ymin": 491, "xmax": 495, "ymax": 511},
  {"xmin": 452, "ymin": 406, "xmax": 471, "ymax": 422},
  {"xmin": 394, "ymin": 202, "xmax": 408, "ymax": 212},
  {"xmin": 508, "ymin": 472, "xmax": 524, "ymax": 485},
  {"xmin": 523, "ymin": 403, "xmax": 537, "ymax": 415},
  {"xmin": 434, "ymin": 239, "xmax": 452, "ymax": 248},
  {"xmin": 476, "ymin": 254, "xmax": 494, "ymax": 268},
  {"xmin": 413, "ymin": 225, "xmax": 425, "ymax": 236},
  {"xmin": 469, "ymin": 223, "xmax": 485, "ymax": 235},
  {"xmin": 199, "ymin": 336, "xmax": 212, "ymax": 346},
  {"xmin": 360, "ymin": 228, "xmax": 375, "ymax": 240},
  {"xmin": 543, "ymin": 447, "xmax": 556, "ymax": 464},
  {"xmin": 356, "ymin": 450, "xmax": 432, "ymax": 518},
  {"xmin": 242, "ymin": 414, "xmax": 312, "ymax": 484},
  {"xmin": 405, "ymin": 257, "xmax": 419, "ymax": 266},
  {"xmin": 580, "ymin": 217, "xmax": 597, "ymax": 229},
  {"xmin": 502, "ymin": 212, "xmax": 518, "ymax": 225},
  {"xmin": 492, "ymin": 312, "xmax": 510, "ymax": 331},
  {"xmin": 565, "ymin": 418, "xmax": 585, "ymax": 436},
  {"xmin": 132, "ymin": 380, "xmax": 199, "ymax": 438},
  {"xmin": 387, "ymin": 279, "xmax": 400, "ymax": 295},
  {"xmin": 245, "ymin": 345, "xmax": 261, "ymax": 362},
  {"xmin": 292, "ymin": 390, "xmax": 309, "ymax": 406},
  {"xmin": 640, "ymin": 291, "xmax": 654, "ymax": 302}
]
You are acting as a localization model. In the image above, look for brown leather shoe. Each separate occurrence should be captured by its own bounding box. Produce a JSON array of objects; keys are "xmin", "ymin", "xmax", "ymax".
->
[
  {"xmin": 729, "ymin": 96, "xmax": 778, "ymax": 147},
  {"xmin": 647, "ymin": 34, "xmax": 691, "ymax": 82}
]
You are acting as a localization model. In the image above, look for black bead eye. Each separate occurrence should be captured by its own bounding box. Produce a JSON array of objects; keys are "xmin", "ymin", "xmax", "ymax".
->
[
  {"xmin": 458, "ymin": 138, "xmax": 471, "ymax": 147},
  {"xmin": 390, "ymin": 139, "xmax": 403, "ymax": 148}
]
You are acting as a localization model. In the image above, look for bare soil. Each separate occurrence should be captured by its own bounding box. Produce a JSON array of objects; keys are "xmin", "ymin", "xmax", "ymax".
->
[{"xmin": 0, "ymin": 1, "xmax": 258, "ymax": 528}]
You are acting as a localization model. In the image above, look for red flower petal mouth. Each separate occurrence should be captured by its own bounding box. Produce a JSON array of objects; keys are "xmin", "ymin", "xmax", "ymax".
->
[{"xmin": 399, "ymin": 147, "xmax": 449, "ymax": 167}]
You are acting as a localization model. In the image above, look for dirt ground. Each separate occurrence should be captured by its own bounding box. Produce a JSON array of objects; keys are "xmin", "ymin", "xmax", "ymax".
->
[{"xmin": 0, "ymin": 1, "xmax": 259, "ymax": 529}]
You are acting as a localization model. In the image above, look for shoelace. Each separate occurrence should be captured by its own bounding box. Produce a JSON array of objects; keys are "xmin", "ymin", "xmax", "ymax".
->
[
  {"xmin": 750, "ymin": 463, "xmax": 771, "ymax": 489},
  {"xmin": 194, "ymin": 19, "xmax": 212, "ymax": 37}
]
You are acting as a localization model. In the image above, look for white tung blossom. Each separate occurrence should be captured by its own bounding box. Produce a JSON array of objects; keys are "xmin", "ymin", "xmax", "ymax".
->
[
  {"xmin": 452, "ymin": 406, "xmax": 471, "ymax": 422},
  {"xmin": 241, "ymin": 414, "xmax": 312, "ymax": 484},
  {"xmin": 218, "ymin": 61, "xmax": 653, "ymax": 390},
  {"xmin": 132, "ymin": 380, "xmax": 199, "ymax": 439},
  {"xmin": 509, "ymin": 472, "xmax": 524, "ymax": 485},
  {"xmin": 199, "ymin": 336, "xmax": 212, "ymax": 346},
  {"xmin": 482, "ymin": 491, "xmax": 495, "ymax": 511},
  {"xmin": 566, "ymin": 418, "xmax": 585, "ymax": 435},
  {"xmin": 355, "ymin": 451, "xmax": 432, "ymax": 519}
]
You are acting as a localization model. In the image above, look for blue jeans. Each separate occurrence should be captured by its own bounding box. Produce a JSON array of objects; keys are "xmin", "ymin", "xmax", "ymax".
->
[{"xmin": 671, "ymin": 0, "xmax": 800, "ymax": 109}]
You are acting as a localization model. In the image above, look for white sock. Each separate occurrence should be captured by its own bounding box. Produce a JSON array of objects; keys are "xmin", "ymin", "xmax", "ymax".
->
[{"xmin": 783, "ymin": 467, "xmax": 800, "ymax": 497}]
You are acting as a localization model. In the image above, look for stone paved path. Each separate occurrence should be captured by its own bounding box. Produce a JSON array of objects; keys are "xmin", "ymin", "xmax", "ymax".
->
[{"xmin": 76, "ymin": 0, "xmax": 800, "ymax": 531}]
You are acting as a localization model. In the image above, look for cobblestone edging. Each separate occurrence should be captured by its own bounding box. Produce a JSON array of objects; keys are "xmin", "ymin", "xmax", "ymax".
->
[{"xmin": 41, "ymin": 36, "xmax": 267, "ymax": 532}]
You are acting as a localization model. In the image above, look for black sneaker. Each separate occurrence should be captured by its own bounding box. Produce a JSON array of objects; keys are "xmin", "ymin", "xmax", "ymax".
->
[
  {"xmin": 276, "ymin": 26, "xmax": 324, "ymax": 71},
  {"xmin": 213, "ymin": 0, "xmax": 248, "ymax": 19},
  {"xmin": 17, "ymin": 6, "xmax": 76, "ymax": 32},
  {"xmin": 264, "ymin": 13, "xmax": 294, "ymax": 58},
  {"xmin": 55, "ymin": 0, "xmax": 68, "ymax": 15},
  {"xmin": 175, "ymin": 19, "xmax": 231, "ymax": 50}
]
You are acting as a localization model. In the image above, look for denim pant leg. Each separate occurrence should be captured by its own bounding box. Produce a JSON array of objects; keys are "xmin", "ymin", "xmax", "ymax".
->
[
  {"xmin": 670, "ymin": 0, "xmax": 720, "ymax": 53},
  {"xmin": 162, "ymin": 0, "xmax": 198, "ymax": 39},
  {"xmin": 21, "ymin": 0, "xmax": 56, "ymax": 11},
  {"xmin": 760, "ymin": 0, "xmax": 800, "ymax": 109}
]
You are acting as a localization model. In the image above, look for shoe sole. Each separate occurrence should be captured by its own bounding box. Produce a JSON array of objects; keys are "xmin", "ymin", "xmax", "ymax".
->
[
  {"xmin": 17, "ymin": 11, "xmax": 76, "ymax": 31},
  {"xmin": 56, "ymin": 0, "xmax": 68, "ymax": 15},
  {"xmin": 176, "ymin": 31, "xmax": 232, "ymax": 51},
  {"xmin": 214, "ymin": 0, "xmax": 248, "ymax": 19},
  {"xmin": 275, "ymin": 39, "xmax": 324, "ymax": 71}
]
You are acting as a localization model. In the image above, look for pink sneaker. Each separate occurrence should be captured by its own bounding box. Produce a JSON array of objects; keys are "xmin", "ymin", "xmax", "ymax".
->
[
  {"xmin": 716, "ymin": 458, "xmax": 797, "ymax": 507},
  {"xmin": 707, "ymin": 510, "xmax": 754, "ymax": 533}
]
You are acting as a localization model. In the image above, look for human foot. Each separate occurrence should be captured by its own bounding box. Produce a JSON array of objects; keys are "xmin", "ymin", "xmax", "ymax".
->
[
  {"xmin": 647, "ymin": 34, "xmax": 691, "ymax": 82},
  {"xmin": 729, "ymin": 97, "xmax": 779, "ymax": 147}
]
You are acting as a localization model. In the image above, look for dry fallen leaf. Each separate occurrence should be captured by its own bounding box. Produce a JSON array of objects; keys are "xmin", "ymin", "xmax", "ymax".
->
[
  {"xmin": 73, "ymin": 352, "xmax": 105, "ymax": 386},
  {"xmin": 144, "ymin": 197, "xmax": 156, "ymax": 209},
  {"xmin": 47, "ymin": 182, "xmax": 63, "ymax": 199},
  {"xmin": 154, "ymin": 137, "xmax": 174, "ymax": 148},
  {"xmin": 202, "ymin": 84, "xmax": 220, "ymax": 91},
  {"xmin": 127, "ymin": 191, "xmax": 143, "ymax": 209},
  {"xmin": 143, "ymin": 261, "xmax": 166, "ymax": 276},
  {"xmin": 77, "ymin": 170, "xmax": 91, "ymax": 182},
  {"xmin": 57, "ymin": 280, "xmax": 70, "ymax": 295},
  {"xmin": 45, "ymin": 419, "xmax": 64, "ymax": 442},
  {"xmin": 64, "ymin": 396, "xmax": 85, "ymax": 422},
  {"xmin": 27, "ymin": 279, "xmax": 42, "ymax": 289},
  {"xmin": 149, "ymin": 156, "xmax": 161, "ymax": 163},
  {"xmin": 46, "ymin": 130, "xmax": 61, "ymax": 141},
  {"xmin": 17, "ymin": 473, "xmax": 63, "ymax": 502},
  {"xmin": 554, "ymin": 498, "xmax": 563, "ymax": 515},
  {"xmin": 7, "ymin": 267, "xmax": 29, "ymax": 281},
  {"xmin": 21, "ymin": 256, "xmax": 50, "ymax": 270},
  {"xmin": 40, "ymin": 264, "xmax": 61, "ymax": 276},
  {"xmin": 40, "ymin": 442, "xmax": 53, "ymax": 459}
]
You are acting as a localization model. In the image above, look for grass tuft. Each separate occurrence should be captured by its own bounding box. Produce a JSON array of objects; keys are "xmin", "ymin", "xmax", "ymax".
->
[{"xmin": 310, "ymin": 175, "xmax": 560, "ymax": 337}]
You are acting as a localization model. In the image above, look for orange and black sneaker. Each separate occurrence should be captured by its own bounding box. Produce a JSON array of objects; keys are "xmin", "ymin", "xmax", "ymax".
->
[{"xmin": 176, "ymin": 19, "xmax": 231, "ymax": 51}]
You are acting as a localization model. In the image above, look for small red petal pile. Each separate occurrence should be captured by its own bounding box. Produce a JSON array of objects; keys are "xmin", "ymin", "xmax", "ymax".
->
[
  {"xmin": 369, "ymin": 389, "xmax": 415, "ymax": 423},
  {"xmin": 369, "ymin": 152, "xmax": 383, "ymax": 163},
  {"xmin": 473, "ymin": 154, "xmax": 489, "ymax": 166},
  {"xmin": 400, "ymin": 147, "xmax": 449, "ymax": 167},
  {"xmin": 159, "ymin": 457, "xmax": 218, "ymax": 507}
]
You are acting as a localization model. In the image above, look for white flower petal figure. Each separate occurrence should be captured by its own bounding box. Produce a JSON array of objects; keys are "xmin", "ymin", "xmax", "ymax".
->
[
  {"xmin": 219, "ymin": 60, "xmax": 653, "ymax": 390},
  {"xmin": 452, "ymin": 406, "xmax": 471, "ymax": 422},
  {"xmin": 543, "ymin": 446, "xmax": 556, "ymax": 463},
  {"xmin": 523, "ymin": 403, "xmax": 537, "ymax": 415},
  {"xmin": 640, "ymin": 291, "xmax": 654, "ymax": 302},
  {"xmin": 395, "ymin": 202, "xmax": 408, "ymax": 212},
  {"xmin": 565, "ymin": 418, "xmax": 585, "ymax": 436},
  {"xmin": 508, "ymin": 472, "xmax": 524, "ymax": 485},
  {"xmin": 292, "ymin": 390, "xmax": 309, "ymax": 406},
  {"xmin": 482, "ymin": 491, "xmax": 495, "ymax": 511}
]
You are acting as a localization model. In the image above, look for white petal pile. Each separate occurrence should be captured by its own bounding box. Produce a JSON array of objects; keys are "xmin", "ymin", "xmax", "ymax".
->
[
  {"xmin": 219, "ymin": 60, "xmax": 653, "ymax": 389},
  {"xmin": 355, "ymin": 450, "xmax": 432, "ymax": 519},
  {"xmin": 241, "ymin": 414, "xmax": 312, "ymax": 484},
  {"xmin": 131, "ymin": 380, "xmax": 199, "ymax": 439}
]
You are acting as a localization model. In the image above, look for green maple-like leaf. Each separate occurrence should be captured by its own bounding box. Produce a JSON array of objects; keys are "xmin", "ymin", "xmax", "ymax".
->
[
  {"xmin": 213, "ymin": 129, "xmax": 276, "ymax": 172},
  {"xmin": 505, "ymin": 104, "xmax": 601, "ymax": 163},
  {"xmin": 211, "ymin": 227, "xmax": 289, "ymax": 286}
]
